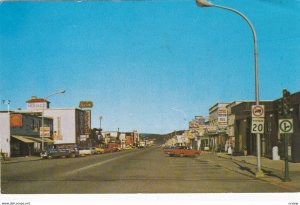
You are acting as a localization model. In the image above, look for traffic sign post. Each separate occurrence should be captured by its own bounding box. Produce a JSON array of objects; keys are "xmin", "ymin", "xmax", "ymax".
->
[
  {"xmin": 279, "ymin": 118, "xmax": 293, "ymax": 182},
  {"xmin": 251, "ymin": 105, "xmax": 265, "ymax": 178},
  {"xmin": 283, "ymin": 133, "xmax": 291, "ymax": 182}
]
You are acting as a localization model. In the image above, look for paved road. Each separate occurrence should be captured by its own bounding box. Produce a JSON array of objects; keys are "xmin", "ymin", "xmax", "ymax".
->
[{"xmin": 1, "ymin": 146, "xmax": 290, "ymax": 193}]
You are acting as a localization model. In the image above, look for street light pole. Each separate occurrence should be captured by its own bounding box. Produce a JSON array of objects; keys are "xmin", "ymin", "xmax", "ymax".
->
[
  {"xmin": 99, "ymin": 116, "xmax": 103, "ymax": 130},
  {"xmin": 196, "ymin": 0, "xmax": 264, "ymax": 177},
  {"xmin": 41, "ymin": 90, "xmax": 65, "ymax": 151}
]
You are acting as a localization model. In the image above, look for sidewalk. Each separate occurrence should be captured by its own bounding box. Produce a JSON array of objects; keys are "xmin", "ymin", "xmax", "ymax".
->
[
  {"xmin": 198, "ymin": 152, "xmax": 300, "ymax": 192},
  {"xmin": 1, "ymin": 156, "xmax": 41, "ymax": 164},
  {"xmin": 217, "ymin": 153, "xmax": 300, "ymax": 172}
]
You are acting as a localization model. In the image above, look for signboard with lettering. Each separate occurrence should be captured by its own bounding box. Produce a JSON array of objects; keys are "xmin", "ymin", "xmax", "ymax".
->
[
  {"xmin": 80, "ymin": 135, "xmax": 89, "ymax": 141},
  {"xmin": 10, "ymin": 114, "xmax": 23, "ymax": 127},
  {"xmin": 40, "ymin": 127, "xmax": 50, "ymax": 138},
  {"xmin": 79, "ymin": 101, "xmax": 93, "ymax": 108},
  {"xmin": 53, "ymin": 117, "xmax": 62, "ymax": 140},
  {"xmin": 218, "ymin": 108, "xmax": 228, "ymax": 128},
  {"xmin": 251, "ymin": 118, "xmax": 265, "ymax": 134},
  {"xmin": 84, "ymin": 110, "xmax": 91, "ymax": 134},
  {"xmin": 27, "ymin": 102, "xmax": 47, "ymax": 111}
]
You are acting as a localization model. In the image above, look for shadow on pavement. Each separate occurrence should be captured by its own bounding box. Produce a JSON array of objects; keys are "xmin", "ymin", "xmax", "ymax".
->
[{"xmin": 232, "ymin": 161, "xmax": 284, "ymax": 181}]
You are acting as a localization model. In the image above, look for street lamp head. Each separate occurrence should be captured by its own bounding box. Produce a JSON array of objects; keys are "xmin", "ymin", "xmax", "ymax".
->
[
  {"xmin": 59, "ymin": 90, "xmax": 66, "ymax": 94},
  {"xmin": 196, "ymin": 0, "xmax": 213, "ymax": 7}
]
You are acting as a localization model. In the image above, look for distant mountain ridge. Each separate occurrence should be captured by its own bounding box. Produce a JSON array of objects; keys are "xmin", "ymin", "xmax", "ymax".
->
[{"xmin": 140, "ymin": 130, "xmax": 186, "ymax": 144}]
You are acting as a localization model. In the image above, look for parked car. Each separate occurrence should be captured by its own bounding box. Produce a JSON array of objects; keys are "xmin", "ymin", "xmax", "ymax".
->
[
  {"xmin": 94, "ymin": 147, "xmax": 105, "ymax": 154},
  {"xmin": 167, "ymin": 146, "xmax": 200, "ymax": 158},
  {"xmin": 103, "ymin": 146, "xmax": 120, "ymax": 153},
  {"xmin": 41, "ymin": 145, "xmax": 79, "ymax": 159},
  {"xmin": 123, "ymin": 146, "xmax": 133, "ymax": 150},
  {"xmin": 162, "ymin": 146, "xmax": 178, "ymax": 155},
  {"xmin": 78, "ymin": 148, "xmax": 93, "ymax": 156}
]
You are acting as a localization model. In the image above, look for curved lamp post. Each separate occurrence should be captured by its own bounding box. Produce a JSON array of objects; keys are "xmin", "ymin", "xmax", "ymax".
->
[
  {"xmin": 41, "ymin": 89, "xmax": 65, "ymax": 151},
  {"xmin": 196, "ymin": 0, "xmax": 264, "ymax": 177}
]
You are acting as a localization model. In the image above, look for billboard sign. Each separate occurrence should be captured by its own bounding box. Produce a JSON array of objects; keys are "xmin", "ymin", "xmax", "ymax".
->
[{"xmin": 10, "ymin": 114, "xmax": 23, "ymax": 127}]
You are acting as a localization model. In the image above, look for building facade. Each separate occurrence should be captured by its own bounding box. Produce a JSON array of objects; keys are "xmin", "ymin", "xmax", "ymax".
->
[
  {"xmin": 208, "ymin": 103, "xmax": 229, "ymax": 152},
  {"xmin": 0, "ymin": 112, "xmax": 53, "ymax": 157}
]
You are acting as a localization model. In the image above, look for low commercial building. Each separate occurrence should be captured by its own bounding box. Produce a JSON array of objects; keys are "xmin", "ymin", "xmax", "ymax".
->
[
  {"xmin": 22, "ymin": 96, "xmax": 90, "ymax": 148},
  {"xmin": 0, "ymin": 111, "xmax": 53, "ymax": 157},
  {"xmin": 226, "ymin": 101, "xmax": 243, "ymax": 151},
  {"xmin": 231, "ymin": 101, "xmax": 273, "ymax": 156}
]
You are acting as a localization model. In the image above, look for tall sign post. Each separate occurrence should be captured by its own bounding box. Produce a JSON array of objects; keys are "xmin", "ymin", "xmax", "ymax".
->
[
  {"xmin": 278, "ymin": 89, "xmax": 293, "ymax": 182},
  {"xmin": 251, "ymin": 104, "xmax": 265, "ymax": 177}
]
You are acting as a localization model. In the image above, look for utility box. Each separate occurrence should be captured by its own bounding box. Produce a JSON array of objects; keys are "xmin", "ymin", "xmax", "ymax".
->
[{"xmin": 272, "ymin": 146, "xmax": 280, "ymax": 160}]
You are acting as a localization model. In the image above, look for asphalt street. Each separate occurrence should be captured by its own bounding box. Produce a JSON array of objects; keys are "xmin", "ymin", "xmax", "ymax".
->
[{"xmin": 1, "ymin": 146, "xmax": 291, "ymax": 193}]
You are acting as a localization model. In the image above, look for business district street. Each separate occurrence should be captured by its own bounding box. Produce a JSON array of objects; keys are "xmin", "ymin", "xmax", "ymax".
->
[{"xmin": 1, "ymin": 147, "xmax": 291, "ymax": 193}]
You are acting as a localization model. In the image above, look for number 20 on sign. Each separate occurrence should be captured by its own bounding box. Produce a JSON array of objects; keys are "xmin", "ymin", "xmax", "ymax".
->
[{"xmin": 251, "ymin": 117, "xmax": 265, "ymax": 134}]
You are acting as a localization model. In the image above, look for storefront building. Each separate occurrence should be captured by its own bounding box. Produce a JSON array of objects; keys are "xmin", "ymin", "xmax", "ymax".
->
[
  {"xmin": 0, "ymin": 111, "xmax": 53, "ymax": 157},
  {"xmin": 25, "ymin": 96, "xmax": 90, "ymax": 148},
  {"xmin": 208, "ymin": 103, "xmax": 229, "ymax": 152}
]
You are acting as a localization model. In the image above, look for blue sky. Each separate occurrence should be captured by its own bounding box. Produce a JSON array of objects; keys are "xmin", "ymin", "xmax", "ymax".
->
[{"xmin": 1, "ymin": 0, "xmax": 299, "ymax": 134}]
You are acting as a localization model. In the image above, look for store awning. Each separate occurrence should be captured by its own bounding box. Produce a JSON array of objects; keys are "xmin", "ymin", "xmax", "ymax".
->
[
  {"xmin": 11, "ymin": 135, "xmax": 35, "ymax": 143},
  {"xmin": 11, "ymin": 136, "xmax": 53, "ymax": 144},
  {"xmin": 26, "ymin": 136, "xmax": 53, "ymax": 143}
]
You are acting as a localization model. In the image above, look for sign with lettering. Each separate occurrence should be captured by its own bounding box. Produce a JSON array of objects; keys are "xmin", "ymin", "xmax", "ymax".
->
[
  {"xmin": 251, "ymin": 118, "xmax": 265, "ymax": 134},
  {"xmin": 218, "ymin": 108, "xmax": 228, "ymax": 128},
  {"xmin": 85, "ymin": 110, "xmax": 91, "ymax": 134},
  {"xmin": 10, "ymin": 114, "xmax": 23, "ymax": 127},
  {"xmin": 40, "ymin": 127, "xmax": 50, "ymax": 137},
  {"xmin": 79, "ymin": 101, "xmax": 93, "ymax": 108}
]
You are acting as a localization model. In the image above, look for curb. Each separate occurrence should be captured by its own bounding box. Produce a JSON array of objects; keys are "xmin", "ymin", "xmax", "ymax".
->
[{"xmin": 1, "ymin": 157, "xmax": 42, "ymax": 164}]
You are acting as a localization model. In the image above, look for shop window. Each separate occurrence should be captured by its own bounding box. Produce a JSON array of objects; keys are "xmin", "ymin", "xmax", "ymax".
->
[{"xmin": 31, "ymin": 119, "xmax": 35, "ymax": 130}]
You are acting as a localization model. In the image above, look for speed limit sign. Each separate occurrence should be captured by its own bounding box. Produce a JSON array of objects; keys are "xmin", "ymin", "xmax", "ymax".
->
[{"xmin": 251, "ymin": 117, "xmax": 265, "ymax": 134}]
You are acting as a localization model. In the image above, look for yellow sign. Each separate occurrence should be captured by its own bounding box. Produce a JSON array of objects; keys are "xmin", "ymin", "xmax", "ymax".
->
[{"xmin": 79, "ymin": 101, "xmax": 93, "ymax": 108}]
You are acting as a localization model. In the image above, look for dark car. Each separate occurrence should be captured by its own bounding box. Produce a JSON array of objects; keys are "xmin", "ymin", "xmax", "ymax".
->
[{"xmin": 41, "ymin": 145, "xmax": 79, "ymax": 159}]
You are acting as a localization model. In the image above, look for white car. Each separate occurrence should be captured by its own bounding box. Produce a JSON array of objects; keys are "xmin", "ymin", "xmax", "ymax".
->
[{"xmin": 79, "ymin": 148, "xmax": 93, "ymax": 156}]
